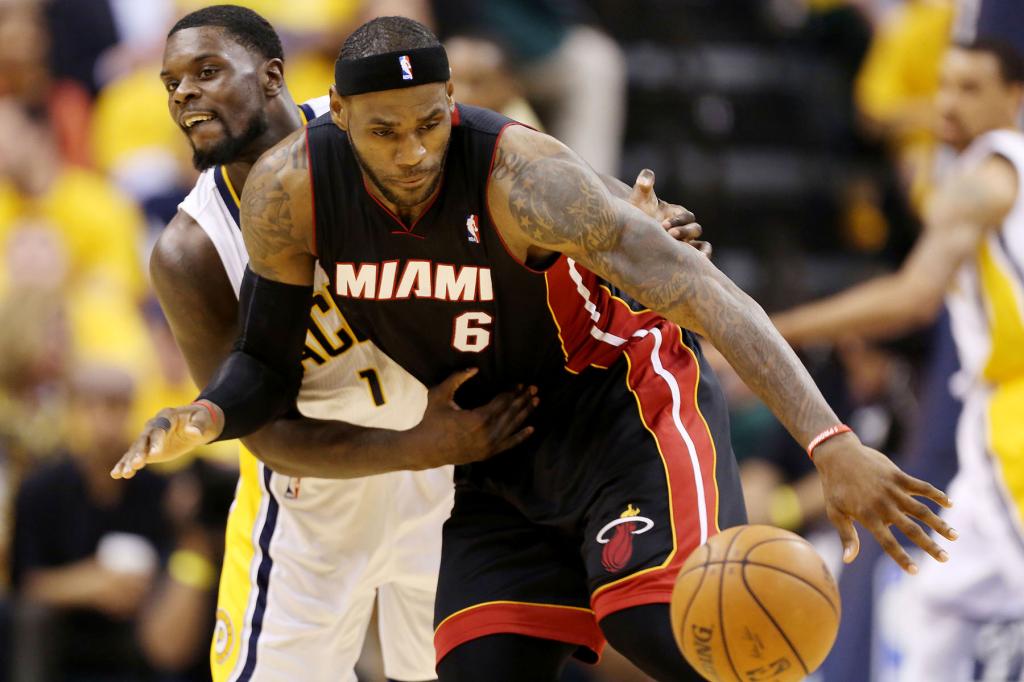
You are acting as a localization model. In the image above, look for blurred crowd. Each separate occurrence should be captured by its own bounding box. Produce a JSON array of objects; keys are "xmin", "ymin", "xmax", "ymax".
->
[{"xmin": 0, "ymin": 0, "xmax": 1020, "ymax": 680}]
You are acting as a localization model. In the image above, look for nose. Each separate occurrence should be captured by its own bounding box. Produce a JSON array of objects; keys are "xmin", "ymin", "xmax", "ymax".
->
[
  {"xmin": 394, "ymin": 132, "xmax": 426, "ymax": 169},
  {"xmin": 172, "ymin": 76, "xmax": 201, "ymax": 107}
]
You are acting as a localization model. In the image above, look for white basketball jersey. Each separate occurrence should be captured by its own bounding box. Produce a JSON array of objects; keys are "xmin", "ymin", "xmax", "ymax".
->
[
  {"xmin": 946, "ymin": 129, "xmax": 1024, "ymax": 391},
  {"xmin": 179, "ymin": 98, "xmax": 451, "ymax": 682}
]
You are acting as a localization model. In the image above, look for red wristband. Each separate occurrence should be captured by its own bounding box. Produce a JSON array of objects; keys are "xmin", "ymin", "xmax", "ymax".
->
[
  {"xmin": 806, "ymin": 424, "xmax": 852, "ymax": 460},
  {"xmin": 191, "ymin": 400, "xmax": 220, "ymax": 426}
]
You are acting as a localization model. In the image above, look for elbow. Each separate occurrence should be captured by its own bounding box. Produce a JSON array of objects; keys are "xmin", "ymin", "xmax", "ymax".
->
[
  {"xmin": 898, "ymin": 276, "xmax": 945, "ymax": 329},
  {"xmin": 239, "ymin": 431, "xmax": 306, "ymax": 478}
]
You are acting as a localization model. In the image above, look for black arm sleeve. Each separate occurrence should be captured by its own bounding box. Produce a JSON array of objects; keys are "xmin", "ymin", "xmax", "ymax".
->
[{"xmin": 198, "ymin": 267, "xmax": 312, "ymax": 441}]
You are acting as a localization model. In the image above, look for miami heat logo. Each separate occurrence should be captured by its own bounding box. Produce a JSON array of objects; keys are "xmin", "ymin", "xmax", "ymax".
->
[
  {"xmin": 399, "ymin": 55, "xmax": 414, "ymax": 80},
  {"xmin": 596, "ymin": 504, "xmax": 654, "ymax": 573}
]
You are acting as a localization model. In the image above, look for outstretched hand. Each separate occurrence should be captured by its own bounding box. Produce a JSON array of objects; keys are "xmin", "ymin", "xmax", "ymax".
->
[
  {"xmin": 813, "ymin": 432, "xmax": 957, "ymax": 573},
  {"xmin": 406, "ymin": 368, "xmax": 538, "ymax": 469},
  {"xmin": 626, "ymin": 168, "xmax": 712, "ymax": 257},
  {"xmin": 111, "ymin": 401, "xmax": 223, "ymax": 479}
]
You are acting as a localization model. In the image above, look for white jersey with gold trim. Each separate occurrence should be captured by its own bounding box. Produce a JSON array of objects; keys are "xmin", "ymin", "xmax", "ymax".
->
[
  {"xmin": 177, "ymin": 96, "xmax": 452, "ymax": 682},
  {"xmin": 899, "ymin": 128, "xmax": 1024, "ymax": 681}
]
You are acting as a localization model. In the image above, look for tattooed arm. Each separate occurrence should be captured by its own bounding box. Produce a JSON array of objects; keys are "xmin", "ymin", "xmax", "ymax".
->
[
  {"xmin": 240, "ymin": 130, "xmax": 317, "ymax": 285},
  {"xmin": 773, "ymin": 155, "xmax": 1017, "ymax": 345},
  {"xmin": 487, "ymin": 125, "xmax": 958, "ymax": 573}
]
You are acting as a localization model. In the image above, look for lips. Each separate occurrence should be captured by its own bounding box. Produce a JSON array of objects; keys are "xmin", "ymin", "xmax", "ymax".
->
[
  {"xmin": 180, "ymin": 111, "xmax": 217, "ymax": 129},
  {"xmin": 394, "ymin": 173, "xmax": 430, "ymax": 187}
]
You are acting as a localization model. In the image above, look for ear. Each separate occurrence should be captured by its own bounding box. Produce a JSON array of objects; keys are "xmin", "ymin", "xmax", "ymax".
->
[
  {"xmin": 329, "ymin": 85, "xmax": 347, "ymax": 131},
  {"xmin": 446, "ymin": 79, "xmax": 455, "ymax": 111},
  {"xmin": 1010, "ymin": 81, "xmax": 1024, "ymax": 115},
  {"xmin": 263, "ymin": 58, "xmax": 285, "ymax": 96}
]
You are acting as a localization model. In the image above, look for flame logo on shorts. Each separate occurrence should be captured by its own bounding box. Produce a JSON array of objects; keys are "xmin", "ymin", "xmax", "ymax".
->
[{"xmin": 596, "ymin": 504, "xmax": 654, "ymax": 573}]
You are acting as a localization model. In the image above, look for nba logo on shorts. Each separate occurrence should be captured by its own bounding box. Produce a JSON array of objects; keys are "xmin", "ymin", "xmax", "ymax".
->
[
  {"xmin": 399, "ymin": 55, "xmax": 414, "ymax": 80},
  {"xmin": 466, "ymin": 214, "xmax": 481, "ymax": 243}
]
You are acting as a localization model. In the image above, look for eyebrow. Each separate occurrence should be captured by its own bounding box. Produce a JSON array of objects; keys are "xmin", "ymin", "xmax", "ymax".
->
[
  {"xmin": 160, "ymin": 53, "xmax": 222, "ymax": 78},
  {"xmin": 367, "ymin": 107, "xmax": 446, "ymax": 127}
]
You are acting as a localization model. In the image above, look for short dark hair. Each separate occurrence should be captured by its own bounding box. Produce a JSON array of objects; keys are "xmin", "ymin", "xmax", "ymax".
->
[
  {"xmin": 169, "ymin": 5, "xmax": 284, "ymax": 62},
  {"xmin": 957, "ymin": 38, "xmax": 1024, "ymax": 84},
  {"xmin": 339, "ymin": 16, "xmax": 440, "ymax": 62}
]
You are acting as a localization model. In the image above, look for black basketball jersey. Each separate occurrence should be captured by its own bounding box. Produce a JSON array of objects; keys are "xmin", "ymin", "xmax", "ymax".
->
[{"xmin": 306, "ymin": 104, "xmax": 668, "ymax": 411}]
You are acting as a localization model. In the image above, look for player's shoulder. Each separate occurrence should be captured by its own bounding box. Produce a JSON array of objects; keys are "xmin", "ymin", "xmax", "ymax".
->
[
  {"xmin": 491, "ymin": 121, "xmax": 573, "ymax": 180},
  {"xmin": 244, "ymin": 127, "xmax": 312, "ymax": 210},
  {"xmin": 150, "ymin": 209, "xmax": 222, "ymax": 287},
  {"xmin": 970, "ymin": 153, "xmax": 1018, "ymax": 220},
  {"xmin": 302, "ymin": 95, "xmax": 331, "ymax": 118}
]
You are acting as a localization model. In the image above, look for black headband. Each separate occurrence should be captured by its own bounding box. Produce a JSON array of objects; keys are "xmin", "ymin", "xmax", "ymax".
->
[{"xmin": 335, "ymin": 46, "xmax": 450, "ymax": 96}]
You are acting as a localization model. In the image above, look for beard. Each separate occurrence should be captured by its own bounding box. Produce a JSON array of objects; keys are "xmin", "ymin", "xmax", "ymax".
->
[
  {"xmin": 348, "ymin": 135, "xmax": 448, "ymax": 210},
  {"xmin": 190, "ymin": 112, "xmax": 269, "ymax": 171}
]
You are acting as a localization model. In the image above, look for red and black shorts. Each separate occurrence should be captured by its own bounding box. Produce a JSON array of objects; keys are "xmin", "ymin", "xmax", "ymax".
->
[{"xmin": 433, "ymin": 322, "xmax": 747, "ymax": 666}]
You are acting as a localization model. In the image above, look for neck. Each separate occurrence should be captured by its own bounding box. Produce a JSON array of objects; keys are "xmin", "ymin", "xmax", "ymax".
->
[
  {"xmin": 366, "ymin": 178, "xmax": 440, "ymax": 226},
  {"xmin": 224, "ymin": 91, "xmax": 303, "ymax": 192}
]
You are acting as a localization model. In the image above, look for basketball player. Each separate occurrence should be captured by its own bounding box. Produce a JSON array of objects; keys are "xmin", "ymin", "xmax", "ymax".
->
[
  {"xmin": 120, "ymin": 8, "xmax": 708, "ymax": 682},
  {"xmin": 772, "ymin": 40, "xmax": 1024, "ymax": 680},
  {"xmin": 124, "ymin": 17, "xmax": 956, "ymax": 681}
]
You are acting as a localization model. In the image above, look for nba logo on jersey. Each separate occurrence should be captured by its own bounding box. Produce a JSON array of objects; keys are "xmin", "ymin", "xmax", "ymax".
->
[
  {"xmin": 285, "ymin": 477, "xmax": 302, "ymax": 499},
  {"xmin": 466, "ymin": 214, "xmax": 481, "ymax": 243},
  {"xmin": 399, "ymin": 55, "xmax": 414, "ymax": 80}
]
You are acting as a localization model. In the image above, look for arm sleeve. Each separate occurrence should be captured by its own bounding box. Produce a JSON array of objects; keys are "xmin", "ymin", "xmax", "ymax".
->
[{"xmin": 198, "ymin": 267, "xmax": 312, "ymax": 441}]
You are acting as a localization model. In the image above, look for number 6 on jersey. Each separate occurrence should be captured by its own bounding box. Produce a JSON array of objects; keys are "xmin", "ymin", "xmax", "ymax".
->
[{"xmin": 452, "ymin": 312, "xmax": 492, "ymax": 352}]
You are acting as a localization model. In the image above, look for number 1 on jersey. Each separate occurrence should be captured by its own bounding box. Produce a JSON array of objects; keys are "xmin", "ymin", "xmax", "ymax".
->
[
  {"xmin": 357, "ymin": 369, "xmax": 386, "ymax": 406},
  {"xmin": 452, "ymin": 311, "xmax": 493, "ymax": 353}
]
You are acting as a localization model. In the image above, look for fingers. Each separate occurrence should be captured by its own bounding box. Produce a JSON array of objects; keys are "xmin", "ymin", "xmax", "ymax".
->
[
  {"xmin": 436, "ymin": 368, "xmax": 479, "ymax": 406},
  {"xmin": 112, "ymin": 415, "xmax": 169, "ymax": 480},
  {"xmin": 666, "ymin": 223, "xmax": 701, "ymax": 242},
  {"xmin": 491, "ymin": 390, "xmax": 538, "ymax": 454},
  {"xmin": 695, "ymin": 240, "xmax": 713, "ymax": 258},
  {"xmin": 111, "ymin": 435, "xmax": 149, "ymax": 479},
  {"xmin": 628, "ymin": 168, "xmax": 656, "ymax": 208},
  {"xmin": 661, "ymin": 210, "xmax": 697, "ymax": 230},
  {"xmin": 893, "ymin": 516, "xmax": 949, "ymax": 564},
  {"xmin": 828, "ymin": 508, "xmax": 860, "ymax": 564},
  {"xmin": 899, "ymin": 472, "xmax": 953, "ymax": 509},
  {"xmin": 494, "ymin": 425, "xmax": 535, "ymax": 454},
  {"xmin": 869, "ymin": 521, "xmax": 918, "ymax": 574},
  {"xmin": 899, "ymin": 496, "xmax": 958, "ymax": 541}
]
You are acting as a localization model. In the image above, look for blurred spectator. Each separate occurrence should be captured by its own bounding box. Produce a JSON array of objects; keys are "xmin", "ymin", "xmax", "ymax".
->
[
  {"xmin": 445, "ymin": 35, "xmax": 542, "ymax": 129},
  {"xmin": 11, "ymin": 363, "xmax": 170, "ymax": 681},
  {"xmin": 0, "ymin": 101, "xmax": 146, "ymax": 299},
  {"xmin": 855, "ymin": 0, "xmax": 953, "ymax": 210},
  {"xmin": 434, "ymin": 0, "xmax": 626, "ymax": 175},
  {"xmin": 0, "ymin": 0, "xmax": 50, "ymax": 108},
  {"xmin": 137, "ymin": 458, "xmax": 235, "ymax": 677},
  {"xmin": 0, "ymin": 0, "xmax": 93, "ymax": 167}
]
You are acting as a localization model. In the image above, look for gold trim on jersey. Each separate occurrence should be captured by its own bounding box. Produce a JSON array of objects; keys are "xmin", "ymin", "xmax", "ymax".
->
[
  {"xmin": 988, "ymin": 378, "xmax": 1024, "ymax": 533},
  {"xmin": 220, "ymin": 165, "xmax": 242, "ymax": 209},
  {"xmin": 211, "ymin": 447, "xmax": 262, "ymax": 681},
  {"xmin": 978, "ymin": 239, "xmax": 1024, "ymax": 384}
]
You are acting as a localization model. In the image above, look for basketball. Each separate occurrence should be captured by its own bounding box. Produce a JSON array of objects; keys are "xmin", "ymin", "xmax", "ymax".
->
[{"xmin": 670, "ymin": 525, "xmax": 841, "ymax": 681}]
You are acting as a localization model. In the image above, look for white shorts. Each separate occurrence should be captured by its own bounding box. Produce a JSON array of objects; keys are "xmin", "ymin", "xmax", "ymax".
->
[
  {"xmin": 895, "ymin": 388, "xmax": 1024, "ymax": 681},
  {"xmin": 211, "ymin": 449, "xmax": 453, "ymax": 682}
]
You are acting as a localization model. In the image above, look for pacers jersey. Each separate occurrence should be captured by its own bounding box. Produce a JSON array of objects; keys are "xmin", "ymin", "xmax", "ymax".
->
[
  {"xmin": 178, "ymin": 97, "xmax": 450, "ymax": 682},
  {"xmin": 307, "ymin": 104, "xmax": 666, "ymax": 422},
  {"xmin": 947, "ymin": 129, "xmax": 1024, "ymax": 388},
  {"xmin": 945, "ymin": 128, "xmax": 1024, "ymax": 582}
]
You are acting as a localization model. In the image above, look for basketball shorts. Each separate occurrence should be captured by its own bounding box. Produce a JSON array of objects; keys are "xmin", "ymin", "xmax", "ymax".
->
[
  {"xmin": 898, "ymin": 386, "xmax": 1024, "ymax": 681},
  {"xmin": 433, "ymin": 323, "xmax": 747, "ymax": 665},
  {"xmin": 212, "ymin": 449, "xmax": 453, "ymax": 682}
]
